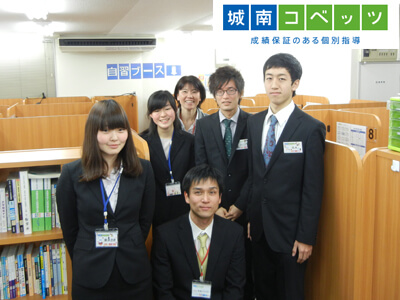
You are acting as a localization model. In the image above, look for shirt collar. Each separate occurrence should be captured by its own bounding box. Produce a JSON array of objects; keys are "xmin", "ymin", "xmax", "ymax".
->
[
  {"xmin": 189, "ymin": 213, "xmax": 213, "ymax": 240},
  {"xmin": 219, "ymin": 107, "xmax": 240, "ymax": 124},
  {"xmin": 266, "ymin": 101, "xmax": 295, "ymax": 125}
]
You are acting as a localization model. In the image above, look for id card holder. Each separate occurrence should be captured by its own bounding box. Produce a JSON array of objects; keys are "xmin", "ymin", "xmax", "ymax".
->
[
  {"xmin": 165, "ymin": 181, "xmax": 182, "ymax": 197},
  {"xmin": 192, "ymin": 280, "xmax": 212, "ymax": 299},
  {"xmin": 95, "ymin": 228, "xmax": 119, "ymax": 248}
]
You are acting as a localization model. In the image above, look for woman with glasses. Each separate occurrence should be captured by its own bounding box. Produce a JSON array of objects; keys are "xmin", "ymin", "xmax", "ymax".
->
[
  {"xmin": 141, "ymin": 90, "xmax": 195, "ymax": 228},
  {"xmin": 173, "ymin": 75, "xmax": 207, "ymax": 135}
]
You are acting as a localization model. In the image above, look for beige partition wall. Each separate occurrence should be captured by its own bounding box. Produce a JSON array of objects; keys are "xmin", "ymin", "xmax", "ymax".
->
[
  {"xmin": 362, "ymin": 148, "xmax": 400, "ymax": 300},
  {"xmin": 305, "ymin": 141, "xmax": 363, "ymax": 300}
]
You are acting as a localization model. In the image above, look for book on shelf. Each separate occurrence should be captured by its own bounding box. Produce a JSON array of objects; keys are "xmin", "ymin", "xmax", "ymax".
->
[
  {"xmin": 1, "ymin": 246, "xmax": 9, "ymax": 300},
  {"xmin": 30, "ymin": 178, "xmax": 45, "ymax": 232},
  {"xmin": 60, "ymin": 242, "xmax": 68, "ymax": 295},
  {"xmin": 7, "ymin": 244, "xmax": 17, "ymax": 299},
  {"xmin": 0, "ymin": 183, "xmax": 7, "ymax": 233},
  {"xmin": 24, "ymin": 243, "xmax": 34, "ymax": 297},
  {"xmin": 19, "ymin": 169, "xmax": 32, "ymax": 235},
  {"xmin": 6, "ymin": 179, "xmax": 17, "ymax": 234},
  {"xmin": 16, "ymin": 244, "xmax": 26, "ymax": 297}
]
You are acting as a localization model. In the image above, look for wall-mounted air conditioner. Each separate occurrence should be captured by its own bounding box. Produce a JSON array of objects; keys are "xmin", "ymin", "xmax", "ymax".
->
[{"xmin": 58, "ymin": 37, "xmax": 156, "ymax": 52}]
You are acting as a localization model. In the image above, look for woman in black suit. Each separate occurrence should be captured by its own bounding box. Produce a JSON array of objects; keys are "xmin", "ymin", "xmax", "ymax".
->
[
  {"xmin": 56, "ymin": 100, "xmax": 155, "ymax": 300},
  {"xmin": 141, "ymin": 90, "xmax": 195, "ymax": 228}
]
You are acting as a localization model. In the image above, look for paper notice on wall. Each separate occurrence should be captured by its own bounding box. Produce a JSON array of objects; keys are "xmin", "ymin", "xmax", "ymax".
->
[{"xmin": 336, "ymin": 122, "xmax": 367, "ymax": 158}]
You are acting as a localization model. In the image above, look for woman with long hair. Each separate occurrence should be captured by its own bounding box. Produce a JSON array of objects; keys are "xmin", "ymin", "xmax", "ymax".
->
[
  {"xmin": 56, "ymin": 99, "xmax": 155, "ymax": 299},
  {"xmin": 141, "ymin": 90, "xmax": 194, "ymax": 228}
]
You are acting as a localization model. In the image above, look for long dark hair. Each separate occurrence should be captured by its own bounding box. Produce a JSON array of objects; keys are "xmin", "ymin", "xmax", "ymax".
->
[
  {"xmin": 81, "ymin": 99, "xmax": 142, "ymax": 181},
  {"xmin": 143, "ymin": 90, "xmax": 181, "ymax": 136}
]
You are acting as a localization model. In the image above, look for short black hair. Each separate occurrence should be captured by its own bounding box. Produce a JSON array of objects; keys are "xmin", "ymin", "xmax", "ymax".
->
[
  {"xmin": 182, "ymin": 164, "xmax": 224, "ymax": 195},
  {"xmin": 144, "ymin": 90, "xmax": 181, "ymax": 136},
  {"xmin": 263, "ymin": 53, "xmax": 302, "ymax": 97},
  {"xmin": 173, "ymin": 75, "xmax": 206, "ymax": 107},
  {"xmin": 208, "ymin": 66, "xmax": 245, "ymax": 102}
]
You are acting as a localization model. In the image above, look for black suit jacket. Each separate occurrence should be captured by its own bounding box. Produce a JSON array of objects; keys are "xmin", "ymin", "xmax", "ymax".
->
[
  {"xmin": 141, "ymin": 130, "xmax": 195, "ymax": 227},
  {"xmin": 247, "ymin": 106, "xmax": 326, "ymax": 253},
  {"xmin": 56, "ymin": 159, "xmax": 155, "ymax": 289},
  {"xmin": 151, "ymin": 214, "xmax": 245, "ymax": 300},
  {"xmin": 195, "ymin": 110, "xmax": 251, "ymax": 225}
]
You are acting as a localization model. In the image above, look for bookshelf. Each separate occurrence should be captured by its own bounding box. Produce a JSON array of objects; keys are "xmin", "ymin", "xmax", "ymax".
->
[{"xmin": 0, "ymin": 147, "xmax": 80, "ymax": 300}]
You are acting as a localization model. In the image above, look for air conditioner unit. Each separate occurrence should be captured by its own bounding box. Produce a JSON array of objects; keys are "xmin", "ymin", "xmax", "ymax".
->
[{"xmin": 58, "ymin": 37, "xmax": 156, "ymax": 52}]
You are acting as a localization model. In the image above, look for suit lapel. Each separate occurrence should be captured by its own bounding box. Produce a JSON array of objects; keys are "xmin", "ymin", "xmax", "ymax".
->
[
  {"xmin": 149, "ymin": 134, "xmax": 169, "ymax": 170},
  {"xmin": 87, "ymin": 178, "xmax": 105, "ymax": 210},
  {"xmin": 169, "ymin": 131, "xmax": 185, "ymax": 166},
  {"xmin": 253, "ymin": 110, "xmax": 268, "ymax": 172},
  {"xmin": 229, "ymin": 110, "xmax": 247, "ymax": 164},
  {"xmin": 178, "ymin": 215, "xmax": 201, "ymax": 278},
  {"xmin": 113, "ymin": 174, "xmax": 127, "ymax": 216},
  {"xmin": 205, "ymin": 217, "xmax": 225, "ymax": 281},
  {"xmin": 210, "ymin": 113, "xmax": 228, "ymax": 165},
  {"xmin": 266, "ymin": 106, "xmax": 304, "ymax": 173}
]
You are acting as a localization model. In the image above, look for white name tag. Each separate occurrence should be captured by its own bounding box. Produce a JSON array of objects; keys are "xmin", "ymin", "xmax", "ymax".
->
[
  {"xmin": 95, "ymin": 228, "xmax": 119, "ymax": 248},
  {"xmin": 283, "ymin": 141, "xmax": 303, "ymax": 153},
  {"xmin": 192, "ymin": 280, "xmax": 212, "ymax": 299},
  {"xmin": 236, "ymin": 139, "xmax": 248, "ymax": 150},
  {"xmin": 165, "ymin": 181, "xmax": 182, "ymax": 197}
]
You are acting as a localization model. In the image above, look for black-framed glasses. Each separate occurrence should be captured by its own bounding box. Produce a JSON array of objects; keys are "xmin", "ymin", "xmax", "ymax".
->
[{"xmin": 215, "ymin": 88, "xmax": 238, "ymax": 97}]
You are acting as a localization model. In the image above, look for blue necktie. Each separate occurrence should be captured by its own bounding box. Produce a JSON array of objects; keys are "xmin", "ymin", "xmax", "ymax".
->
[
  {"xmin": 223, "ymin": 119, "xmax": 233, "ymax": 158},
  {"xmin": 263, "ymin": 115, "xmax": 278, "ymax": 166}
]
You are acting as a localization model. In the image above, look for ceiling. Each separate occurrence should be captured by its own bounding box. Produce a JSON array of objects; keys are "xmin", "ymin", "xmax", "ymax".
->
[{"xmin": 0, "ymin": 0, "xmax": 213, "ymax": 37}]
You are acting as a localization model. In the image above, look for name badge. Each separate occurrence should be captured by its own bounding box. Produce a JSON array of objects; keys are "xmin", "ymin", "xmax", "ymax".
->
[
  {"xmin": 283, "ymin": 141, "xmax": 303, "ymax": 153},
  {"xmin": 236, "ymin": 139, "xmax": 248, "ymax": 150},
  {"xmin": 192, "ymin": 280, "xmax": 212, "ymax": 299},
  {"xmin": 95, "ymin": 228, "xmax": 119, "ymax": 248},
  {"xmin": 165, "ymin": 181, "xmax": 182, "ymax": 197}
]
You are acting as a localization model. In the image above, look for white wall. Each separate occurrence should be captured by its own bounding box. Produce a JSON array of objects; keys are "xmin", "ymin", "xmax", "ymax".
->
[{"xmin": 55, "ymin": 34, "xmax": 355, "ymax": 131}]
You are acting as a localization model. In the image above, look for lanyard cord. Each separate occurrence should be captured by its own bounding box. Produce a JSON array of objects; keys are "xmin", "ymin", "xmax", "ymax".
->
[
  {"xmin": 167, "ymin": 130, "xmax": 175, "ymax": 183},
  {"xmin": 100, "ymin": 168, "xmax": 123, "ymax": 230}
]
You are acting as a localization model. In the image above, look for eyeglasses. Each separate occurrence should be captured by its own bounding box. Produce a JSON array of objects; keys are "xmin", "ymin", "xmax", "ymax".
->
[{"xmin": 215, "ymin": 88, "xmax": 238, "ymax": 97}]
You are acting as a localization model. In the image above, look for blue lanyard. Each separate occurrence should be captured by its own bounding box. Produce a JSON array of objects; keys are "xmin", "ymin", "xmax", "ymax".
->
[
  {"xmin": 167, "ymin": 131, "xmax": 175, "ymax": 183},
  {"xmin": 99, "ymin": 168, "xmax": 122, "ymax": 230}
]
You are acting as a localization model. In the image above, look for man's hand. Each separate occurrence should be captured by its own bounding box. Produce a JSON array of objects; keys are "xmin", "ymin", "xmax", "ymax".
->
[
  {"xmin": 226, "ymin": 205, "xmax": 243, "ymax": 221},
  {"xmin": 247, "ymin": 222, "xmax": 251, "ymax": 240},
  {"xmin": 292, "ymin": 240, "xmax": 313, "ymax": 263},
  {"xmin": 215, "ymin": 207, "xmax": 228, "ymax": 218}
]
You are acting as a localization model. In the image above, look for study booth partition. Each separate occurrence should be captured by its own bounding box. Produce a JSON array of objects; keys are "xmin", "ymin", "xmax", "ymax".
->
[
  {"xmin": 6, "ymin": 102, "xmax": 94, "ymax": 118},
  {"xmin": 305, "ymin": 143, "xmax": 400, "ymax": 300},
  {"xmin": 253, "ymin": 93, "xmax": 330, "ymax": 108},
  {"xmin": 23, "ymin": 96, "xmax": 91, "ymax": 105}
]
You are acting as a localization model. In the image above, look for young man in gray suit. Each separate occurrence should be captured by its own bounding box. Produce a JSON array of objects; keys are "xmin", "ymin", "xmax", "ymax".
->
[
  {"xmin": 247, "ymin": 53, "xmax": 326, "ymax": 300},
  {"xmin": 151, "ymin": 164, "xmax": 245, "ymax": 300}
]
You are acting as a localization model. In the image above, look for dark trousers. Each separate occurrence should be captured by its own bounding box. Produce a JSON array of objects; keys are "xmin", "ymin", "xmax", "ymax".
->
[
  {"xmin": 252, "ymin": 234, "xmax": 307, "ymax": 300},
  {"xmin": 72, "ymin": 263, "xmax": 153, "ymax": 300}
]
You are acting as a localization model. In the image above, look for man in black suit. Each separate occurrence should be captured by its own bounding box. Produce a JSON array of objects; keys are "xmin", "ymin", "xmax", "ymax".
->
[
  {"xmin": 195, "ymin": 66, "xmax": 254, "ymax": 299},
  {"xmin": 151, "ymin": 164, "xmax": 245, "ymax": 300},
  {"xmin": 247, "ymin": 53, "xmax": 326, "ymax": 300}
]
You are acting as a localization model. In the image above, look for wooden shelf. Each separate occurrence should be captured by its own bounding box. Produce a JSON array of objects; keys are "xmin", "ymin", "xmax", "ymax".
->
[
  {"xmin": 0, "ymin": 147, "xmax": 74, "ymax": 300},
  {"xmin": 0, "ymin": 147, "xmax": 81, "ymax": 168},
  {"xmin": 0, "ymin": 228, "xmax": 64, "ymax": 246}
]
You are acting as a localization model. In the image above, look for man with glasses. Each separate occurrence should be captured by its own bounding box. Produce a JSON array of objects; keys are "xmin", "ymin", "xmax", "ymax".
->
[{"xmin": 195, "ymin": 66, "xmax": 254, "ymax": 300}]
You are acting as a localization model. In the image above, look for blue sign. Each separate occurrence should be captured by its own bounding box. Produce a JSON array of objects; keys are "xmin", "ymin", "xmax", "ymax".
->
[
  {"xmin": 119, "ymin": 64, "xmax": 130, "ymax": 79},
  {"xmin": 131, "ymin": 63, "xmax": 141, "ymax": 79},
  {"xmin": 107, "ymin": 64, "xmax": 118, "ymax": 80},
  {"xmin": 143, "ymin": 63, "xmax": 154, "ymax": 78},
  {"xmin": 154, "ymin": 63, "xmax": 165, "ymax": 78},
  {"xmin": 166, "ymin": 65, "xmax": 182, "ymax": 76},
  {"xmin": 223, "ymin": 5, "xmax": 249, "ymax": 30},
  {"xmin": 251, "ymin": 5, "xmax": 277, "ymax": 31}
]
